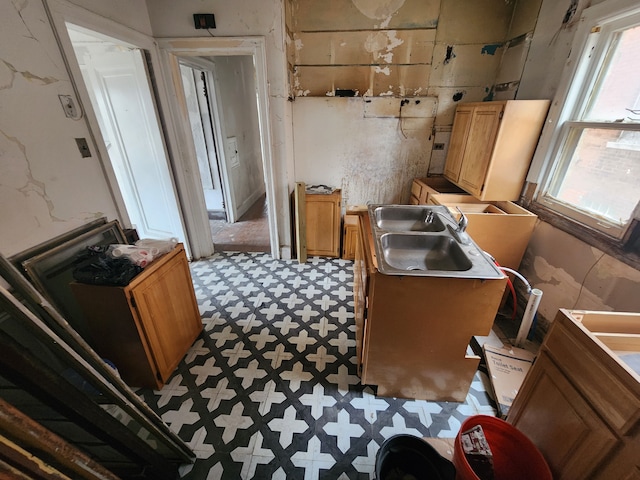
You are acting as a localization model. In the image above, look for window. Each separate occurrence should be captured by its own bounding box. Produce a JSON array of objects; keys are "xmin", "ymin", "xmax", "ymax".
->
[{"xmin": 533, "ymin": 2, "xmax": 640, "ymax": 248}]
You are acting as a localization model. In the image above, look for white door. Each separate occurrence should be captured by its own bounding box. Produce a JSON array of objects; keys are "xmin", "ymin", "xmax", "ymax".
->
[
  {"xmin": 69, "ymin": 30, "xmax": 186, "ymax": 243},
  {"xmin": 179, "ymin": 64, "xmax": 225, "ymax": 212}
]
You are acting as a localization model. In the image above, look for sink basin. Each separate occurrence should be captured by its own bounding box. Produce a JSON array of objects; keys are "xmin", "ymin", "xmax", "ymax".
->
[
  {"xmin": 373, "ymin": 205, "xmax": 446, "ymax": 232},
  {"xmin": 380, "ymin": 233, "xmax": 472, "ymax": 272},
  {"xmin": 367, "ymin": 204, "xmax": 504, "ymax": 279}
]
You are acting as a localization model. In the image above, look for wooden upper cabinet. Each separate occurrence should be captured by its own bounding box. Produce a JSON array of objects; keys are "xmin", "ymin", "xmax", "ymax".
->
[
  {"xmin": 443, "ymin": 105, "xmax": 473, "ymax": 181},
  {"xmin": 443, "ymin": 100, "xmax": 549, "ymax": 201}
]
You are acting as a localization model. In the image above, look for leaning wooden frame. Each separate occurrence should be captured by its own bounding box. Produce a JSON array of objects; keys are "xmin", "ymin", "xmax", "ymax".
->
[
  {"xmin": 19, "ymin": 220, "xmax": 127, "ymax": 340},
  {"xmin": 0, "ymin": 253, "xmax": 194, "ymax": 470}
]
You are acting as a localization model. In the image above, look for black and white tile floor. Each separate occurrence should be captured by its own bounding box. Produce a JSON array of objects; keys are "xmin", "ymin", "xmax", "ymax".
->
[{"xmin": 137, "ymin": 252, "xmax": 498, "ymax": 479}]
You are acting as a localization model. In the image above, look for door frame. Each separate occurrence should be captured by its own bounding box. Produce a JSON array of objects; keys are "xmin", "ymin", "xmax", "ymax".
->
[{"xmin": 158, "ymin": 37, "xmax": 281, "ymax": 259}]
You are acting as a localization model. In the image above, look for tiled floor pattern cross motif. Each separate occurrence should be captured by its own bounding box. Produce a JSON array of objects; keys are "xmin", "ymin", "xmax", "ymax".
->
[{"xmin": 137, "ymin": 252, "xmax": 497, "ymax": 479}]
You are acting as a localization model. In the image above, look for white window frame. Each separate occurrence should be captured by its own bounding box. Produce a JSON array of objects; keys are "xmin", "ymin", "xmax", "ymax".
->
[{"xmin": 528, "ymin": 0, "xmax": 640, "ymax": 243}]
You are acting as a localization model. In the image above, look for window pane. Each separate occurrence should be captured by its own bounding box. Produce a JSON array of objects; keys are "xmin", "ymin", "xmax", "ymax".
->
[
  {"xmin": 585, "ymin": 24, "xmax": 640, "ymax": 122},
  {"xmin": 550, "ymin": 127, "xmax": 640, "ymax": 225}
]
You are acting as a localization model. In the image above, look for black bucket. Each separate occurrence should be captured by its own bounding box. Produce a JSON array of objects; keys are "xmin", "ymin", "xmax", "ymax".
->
[{"xmin": 375, "ymin": 435, "xmax": 456, "ymax": 480}]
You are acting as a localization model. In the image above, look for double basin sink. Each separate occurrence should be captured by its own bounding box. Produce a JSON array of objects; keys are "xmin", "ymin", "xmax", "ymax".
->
[{"xmin": 368, "ymin": 204, "xmax": 504, "ymax": 279}]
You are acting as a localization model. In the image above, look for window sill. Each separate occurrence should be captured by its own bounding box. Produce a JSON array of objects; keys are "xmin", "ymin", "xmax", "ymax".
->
[{"xmin": 527, "ymin": 202, "xmax": 640, "ymax": 271}]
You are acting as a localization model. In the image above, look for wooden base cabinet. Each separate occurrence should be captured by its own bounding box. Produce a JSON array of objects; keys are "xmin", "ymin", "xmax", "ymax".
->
[
  {"xmin": 342, "ymin": 214, "xmax": 359, "ymax": 260},
  {"xmin": 70, "ymin": 244, "xmax": 202, "ymax": 389},
  {"xmin": 508, "ymin": 309, "xmax": 640, "ymax": 479},
  {"xmin": 353, "ymin": 213, "xmax": 507, "ymax": 401},
  {"xmin": 428, "ymin": 193, "xmax": 537, "ymax": 271},
  {"xmin": 306, "ymin": 190, "xmax": 341, "ymax": 257},
  {"xmin": 409, "ymin": 177, "xmax": 465, "ymax": 205}
]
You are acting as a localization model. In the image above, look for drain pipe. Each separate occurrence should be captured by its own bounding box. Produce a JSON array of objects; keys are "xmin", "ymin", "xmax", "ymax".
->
[
  {"xmin": 515, "ymin": 288, "xmax": 543, "ymax": 347},
  {"xmin": 491, "ymin": 260, "xmax": 543, "ymax": 347}
]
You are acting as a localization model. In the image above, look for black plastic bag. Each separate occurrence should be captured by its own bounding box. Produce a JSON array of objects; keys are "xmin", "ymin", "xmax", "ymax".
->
[{"xmin": 72, "ymin": 246, "xmax": 142, "ymax": 286}]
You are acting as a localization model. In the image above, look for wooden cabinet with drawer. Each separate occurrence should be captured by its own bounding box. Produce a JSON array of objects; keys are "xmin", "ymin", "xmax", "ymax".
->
[
  {"xmin": 508, "ymin": 309, "xmax": 640, "ymax": 479},
  {"xmin": 70, "ymin": 244, "xmax": 203, "ymax": 389},
  {"xmin": 409, "ymin": 177, "xmax": 465, "ymax": 205}
]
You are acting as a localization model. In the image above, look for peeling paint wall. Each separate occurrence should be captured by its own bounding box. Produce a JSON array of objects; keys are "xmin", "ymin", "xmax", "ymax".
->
[
  {"xmin": 288, "ymin": 0, "xmax": 539, "ymax": 203},
  {"xmin": 0, "ymin": 0, "xmax": 124, "ymax": 257},
  {"xmin": 288, "ymin": 0, "xmax": 515, "ymax": 100},
  {"xmin": 293, "ymin": 97, "xmax": 436, "ymax": 205}
]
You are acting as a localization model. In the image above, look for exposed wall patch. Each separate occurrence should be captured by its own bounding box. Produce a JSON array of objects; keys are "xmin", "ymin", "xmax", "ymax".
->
[
  {"xmin": 563, "ymin": 0, "xmax": 579, "ymax": 25},
  {"xmin": 481, "ymin": 43, "xmax": 502, "ymax": 55},
  {"xmin": 452, "ymin": 91, "xmax": 465, "ymax": 102},
  {"xmin": 443, "ymin": 45, "xmax": 455, "ymax": 64}
]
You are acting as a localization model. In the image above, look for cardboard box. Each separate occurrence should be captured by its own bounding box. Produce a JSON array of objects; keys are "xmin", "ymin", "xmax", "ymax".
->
[{"xmin": 483, "ymin": 344, "xmax": 535, "ymax": 418}]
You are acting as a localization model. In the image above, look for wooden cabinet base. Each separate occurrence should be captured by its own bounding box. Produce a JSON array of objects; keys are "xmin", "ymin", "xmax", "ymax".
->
[
  {"xmin": 71, "ymin": 244, "xmax": 202, "ymax": 389},
  {"xmin": 354, "ymin": 212, "xmax": 506, "ymax": 401},
  {"xmin": 508, "ymin": 309, "xmax": 640, "ymax": 479}
]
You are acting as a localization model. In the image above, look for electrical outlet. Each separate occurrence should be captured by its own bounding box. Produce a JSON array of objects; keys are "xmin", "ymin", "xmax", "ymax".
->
[
  {"xmin": 433, "ymin": 143, "xmax": 445, "ymax": 150},
  {"xmin": 75, "ymin": 138, "xmax": 91, "ymax": 158}
]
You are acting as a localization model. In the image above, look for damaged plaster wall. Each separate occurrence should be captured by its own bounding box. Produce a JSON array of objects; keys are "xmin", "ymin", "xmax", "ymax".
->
[
  {"xmin": 293, "ymin": 97, "xmax": 436, "ymax": 205},
  {"xmin": 516, "ymin": 0, "xmax": 640, "ymax": 329},
  {"xmin": 289, "ymin": 0, "xmax": 535, "ymax": 204},
  {"xmin": 519, "ymin": 222, "xmax": 640, "ymax": 324},
  {"xmin": 0, "ymin": 0, "xmax": 129, "ymax": 257}
]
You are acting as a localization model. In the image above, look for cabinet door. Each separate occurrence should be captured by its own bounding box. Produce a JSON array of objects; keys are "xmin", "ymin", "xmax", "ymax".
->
[
  {"xmin": 306, "ymin": 193, "xmax": 341, "ymax": 257},
  {"xmin": 410, "ymin": 180, "xmax": 421, "ymax": 205},
  {"xmin": 342, "ymin": 215, "xmax": 358, "ymax": 260},
  {"xmin": 443, "ymin": 106, "xmax": 473, "ymax": 182},
  {"xmin": 509, "ymin": 354, "xmax": 618, "ymax": 480},
  {"xmin": 130, "ymin": 251, "xmax": 202, "ymax": 384},
  {"xmin": 458, "ymin": 104, "xmax": 503, "ymax": 196}
]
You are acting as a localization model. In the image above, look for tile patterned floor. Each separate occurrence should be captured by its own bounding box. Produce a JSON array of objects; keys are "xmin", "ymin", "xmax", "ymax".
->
[{"xmin": 137, "ymin": 252, "xmax": 498, "ymax": 479}]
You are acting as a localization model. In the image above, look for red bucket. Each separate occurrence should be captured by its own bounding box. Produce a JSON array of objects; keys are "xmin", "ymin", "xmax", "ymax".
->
[{"xmin": 453, "ymin": 415, "xmax": 552, "ymax": 480}]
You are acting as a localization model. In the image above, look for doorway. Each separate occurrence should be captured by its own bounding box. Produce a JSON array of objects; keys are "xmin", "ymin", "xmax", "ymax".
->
[
  {"xmin": 159, "ymin": 38, "xmax": 280, "ymax": 259},
  {"xmin": 177, "ymin": 56, "xmax": 271, "ymax": 253}
]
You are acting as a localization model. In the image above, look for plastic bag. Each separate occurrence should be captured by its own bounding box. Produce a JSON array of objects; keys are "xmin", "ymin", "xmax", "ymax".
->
[
  {"xmin": 135, "ymin": 237, "xmax": 178, "ymax": 256},
  {"xmin": 107, "ymin": 244, "xmax": 155, "ymax": 267},
  {"xmin": 73, "ymin": 246, "xmax": 142, "ymax": 286}
]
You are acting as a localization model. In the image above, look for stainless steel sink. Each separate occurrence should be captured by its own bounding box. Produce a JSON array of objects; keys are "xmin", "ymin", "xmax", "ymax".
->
[
  {"xmin": 368, "ymin": 204, "xmax": 504, "ymax": 279},
  {"xmin": 380, "ymin": 233, "xmax": 472, "ymax": 271},
  {"xmin": 373, "ymin": 205, "xmax": 445, "ymax": 232}
]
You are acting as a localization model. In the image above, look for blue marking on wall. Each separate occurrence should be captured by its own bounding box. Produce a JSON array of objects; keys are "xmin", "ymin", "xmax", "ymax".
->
[{"xmin": 481, "ymin": 43, "xmax": 502, "ymax": 55}]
